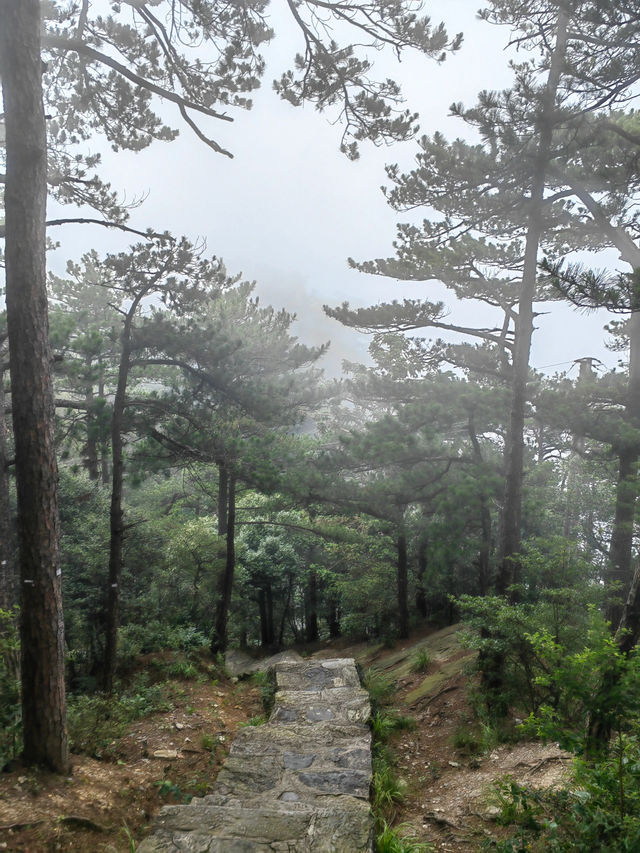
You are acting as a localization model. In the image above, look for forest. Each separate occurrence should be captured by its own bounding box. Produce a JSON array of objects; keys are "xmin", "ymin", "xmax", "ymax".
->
[{"xmin": 2, "ymin": 0, "xmax": 640, "ymax": 850}]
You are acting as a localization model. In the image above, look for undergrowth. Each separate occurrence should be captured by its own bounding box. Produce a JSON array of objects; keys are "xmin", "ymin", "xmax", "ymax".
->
[
  {"xmin": 67, "ymin": 679, "xmax": 171, "ymax": 758},
  {"xmin": 364, "ymin": 667, "xmax": 432, "ymax": 852}
]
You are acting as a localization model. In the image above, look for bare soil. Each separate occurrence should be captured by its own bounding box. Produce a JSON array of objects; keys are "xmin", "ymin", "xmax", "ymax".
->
[
  {"xmin": 0, "ymin": 626, "xmax": 571, "ymax": 852},
  {"xmin": 0, "ymin": 671, "xmax": 262, "ymax": 852}
]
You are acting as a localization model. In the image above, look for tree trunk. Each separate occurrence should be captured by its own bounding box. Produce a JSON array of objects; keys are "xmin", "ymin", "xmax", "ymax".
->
[
  {"xmin": 305, "ymin": 568, "xmax": 319, "ymax": 643},
  {"xmin": 585, "ymin": 563, "xmax": 640, "ymax": 758},
  {"xmin": 84, "ymin": 358, "xmax": 99, "ymax": 481},
  {"xmin": 217, "ymin": 463, "xmax": 228, "ymax": 537},
  {"xmin": 0, "ymin": 364, "xmax": 16, "ymax": 611},
  {"xmin": 211, "ymin": 471, "xmax": 236, "ymax": 654},
  {"xmin": 607, "ymin": 312, "xmax": 640, "ymax": 627},
  {"xmin": 327, "ymin": 596, "xmax": 341, "ymax": 639},
  {"xmin": 0, "ymin": 0, "xmax": 70, "ymax": 773},
  {"xmin": 258, "ymin": 588, "xmax": 270, "ymax": 647},
  {"xmin": 102, "ymin": 318, "xmax": 132, "ymax": 692},
  {"xmin": 99, "ymin": 365, "xmax": 110, "ymax": 485},
  {"xmin": 415, "ymin": 539, "xmax": 428, "ymax": 619},
  {"xmin": 468, "ymin": 412, "xmax": 492, "ymax": 595},
  {"xmin": 278, "ymin": 573, "xmax": 293, "ymax": 648},
  {"xmin": 496, "ymin": 9, "xmax": 569, "ymax": 596},
  {"xmin": 397, "ymin": 529, "xmax": 409, "ymax": 639}
]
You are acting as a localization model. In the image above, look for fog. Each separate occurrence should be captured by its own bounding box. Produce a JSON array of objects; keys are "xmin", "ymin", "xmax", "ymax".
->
[{"xmin": 47, "ymin": 0, "xmax": 621, "ymax": 379}]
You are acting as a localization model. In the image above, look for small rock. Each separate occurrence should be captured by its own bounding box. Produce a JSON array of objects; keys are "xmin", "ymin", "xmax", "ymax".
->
[
  {"xmin": 483, "ymin": 806, "xmax": 501, "ymax": 820},
  {"xmin": 448, "ymin": 761, "xmax": 460, "ymax": 768},
  {"xmin": 153, "ymin": 749, "xmax": 179, "ymax": 760},
  {"xmin": 175, "ymin": 722, "xmax": 184, "ymax": 730}
]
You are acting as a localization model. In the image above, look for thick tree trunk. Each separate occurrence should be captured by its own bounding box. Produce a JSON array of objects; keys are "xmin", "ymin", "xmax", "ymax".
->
[
  {"xmin": 0, "ymin": 365, "xmax": 16, "ymax": 611},
  {"xmin": 496, "ymin": 10, "xmax": 568, "ymax": 596},
  {"xmin": 211, "ymin": 471, "xmax": 236, "ymax": 654},
  {"xmin": 0, "ymin": 0, "xmax": 70, "ymax": 773},
  {"xmin": 397, "ymin": 529, "xmax": 409, "ymax": 639}
]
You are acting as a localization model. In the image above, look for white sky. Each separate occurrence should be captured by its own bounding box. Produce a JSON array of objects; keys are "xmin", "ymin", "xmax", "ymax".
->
[{"xmin": 47, "ymin": 0, "xmax": 626, "ymax": 380}]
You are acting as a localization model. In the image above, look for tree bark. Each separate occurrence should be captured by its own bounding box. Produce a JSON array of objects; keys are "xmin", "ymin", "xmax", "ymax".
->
[
  {"xmin": 468, "ymin": 412, "xmax": 492, "ymax": 595},
  {"xmin": 102, "ymin": 294, "xmax": 142, "ymax": 691},
  {"xmin": 607, "ymin": 312, "xmax": 640, "ymax": 626},
  {"xmin": 103, "ymin": 349, "xmax": 128, "ymax": 690},
  {"xmin": 0, "ymin": 0, "xmax": 70, "ymax": 773},
  {"xmin": 305, "ymin": 568, "xmax": 319, "ymax": 643},
  {"xmin": 217, "ymin": 463, "xmax": 228, "ymax": 536},
  {"xmin": 415, "ymin": 539, "xmax": 428, "ymax": 619},
  {"xmin": 84, "ymin": 359, "xmax": 99, "ymax": 481},
  {"xmin": 496, "ymin": 9, "xmax": 569, "ymax": 596},
  {"xmin": 327, "ymin": 596, "xmax": 341, "ymax": 639},
  {"xmin": 397, "ymin": 528, "xmax": 410, "ymax": 639},
  {"xmin": 211, "ymin": 471, "xmax": 236, "ymax": 654},
  {"xmin": 0, "ymin": 364, "xmax": 16, "ymax": 611}
]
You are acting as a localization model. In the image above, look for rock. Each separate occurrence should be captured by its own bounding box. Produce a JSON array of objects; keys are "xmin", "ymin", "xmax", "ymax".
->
[
  {"xmin": 138, "ymin": 658, "xmax": 373, "ymax": 852},
  {"xmin": 152, "ymin": 749, "xmax": 179, "ymax": 760}
]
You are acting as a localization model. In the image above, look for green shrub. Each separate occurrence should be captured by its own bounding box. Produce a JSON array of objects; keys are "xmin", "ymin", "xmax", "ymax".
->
[
  {"xmin": 68, "ymin": 684, "xmax": 171, "ymax": 757},
  {"xmin": 362, "ymin": 668, "xmax": 395, "ymax": 714},
  {"xmin": 252, "ymin": 669, "xmax": 277, "ymax": 717},
  {"xmin": 372, "ymin": 752, "xmax": 406, "ymax": 818},
  {"xmin": 410, "ymin": 649, "xmax": 432, "ymax": 674},
  {"xmin": 376, "ymin": 821, "xmax": 433, "ymax": 853}
]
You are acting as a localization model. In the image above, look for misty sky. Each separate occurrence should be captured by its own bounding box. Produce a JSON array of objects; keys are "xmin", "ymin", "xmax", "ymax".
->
[{"xmin": 47, "ymin": 0, "xmax": 624, "ymax": 381}]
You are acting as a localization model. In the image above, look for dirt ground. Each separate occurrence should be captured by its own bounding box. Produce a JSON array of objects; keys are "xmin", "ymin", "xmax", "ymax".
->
[
  {"xmin": 0, "ymin": 672, "xmax": 262, "ymax": 852},
  {"xmin": 0, "ymin": 626, "xmax": 571, "ymax": 852}
]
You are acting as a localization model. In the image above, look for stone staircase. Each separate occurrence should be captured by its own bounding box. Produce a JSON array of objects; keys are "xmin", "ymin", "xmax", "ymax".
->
[{"xmin": 137, "ymin": 658, "xmax": 374, "ymax": 852}]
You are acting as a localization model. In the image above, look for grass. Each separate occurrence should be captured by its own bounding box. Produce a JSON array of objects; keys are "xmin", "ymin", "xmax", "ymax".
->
[
  {"xmin": 67, "ymin": 684, "xmax": 171, "ymax": 758},
  {"xmin": 376, "ymin": 820, "xmax": 434, "ymax": 852},
  {"xmin": 410, "ymin": 649, "xmax": 432, "ymax": 674}
]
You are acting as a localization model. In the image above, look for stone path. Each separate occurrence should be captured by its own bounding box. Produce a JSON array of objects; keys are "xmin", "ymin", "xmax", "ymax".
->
[{"xmin": 137, "ymin": 658, "xmax": 374, "ymax": 852}]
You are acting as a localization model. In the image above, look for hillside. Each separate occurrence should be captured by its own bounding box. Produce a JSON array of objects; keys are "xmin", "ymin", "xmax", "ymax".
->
[{"xmin": 0, "ymin": 626, "xmax": 569, "ymax": 851}]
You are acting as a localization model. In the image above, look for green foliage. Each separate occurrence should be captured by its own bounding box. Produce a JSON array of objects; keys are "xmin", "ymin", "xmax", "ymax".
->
[
  {"xmin": 410, "ymin": 648, "xmax": 432, "ymax": 673},
  {"xmin": 521, "ymin": 626, "xmax": 640, "ymax": 755},
  {"xmin": 490, "ymin": 741, "xmax": 640, "ymax": 852},
  {"xmin": 492, "ymin": 778, "xmax": 546, "ymax": 831},
  {"xmin": 117, "ymin": 622, "xmax": 209, "ymax": 666},
  {"xmin": 67, "ymin": 684, "xmax": 171, "ymax": 758},
  {"xmin": 372, "ymin": 752, "xmax": 406, "ymax": 819},
  {"xmin": 252, "ymin": 669, "xmax": 277, "ymax": 717},
  {"xmin": 154, "ymin": 779, "xmax": 192, "ymax": 803},
  {"xmin": 239, "ymin": 715, "xmax": 266, "ymax": 727},
  {"xmin": 458, "ymin": 571, "xmax": 604, "ymax": 719},
  {"xmin": 363, "ymin": 669, "xmax": 396, "ymax": 715},
  {"xmin": 376, "ymin": 821, "xmax": 433, "ymax": 852}
]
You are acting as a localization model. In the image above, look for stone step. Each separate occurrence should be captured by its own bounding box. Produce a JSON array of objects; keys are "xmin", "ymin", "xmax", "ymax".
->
[
  {"xmin": 139, "ymin": 799, "xmax": 373, "ymax": 852},
  {"xmin": 137, "ymin": 657, "xmax": 374, "ymax": 852}
]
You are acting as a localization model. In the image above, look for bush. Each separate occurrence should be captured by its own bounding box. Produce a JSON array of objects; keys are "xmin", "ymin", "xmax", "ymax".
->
[{"xmin": 68, "ymin": 684, "xmax": 171, "ymax": 757}]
